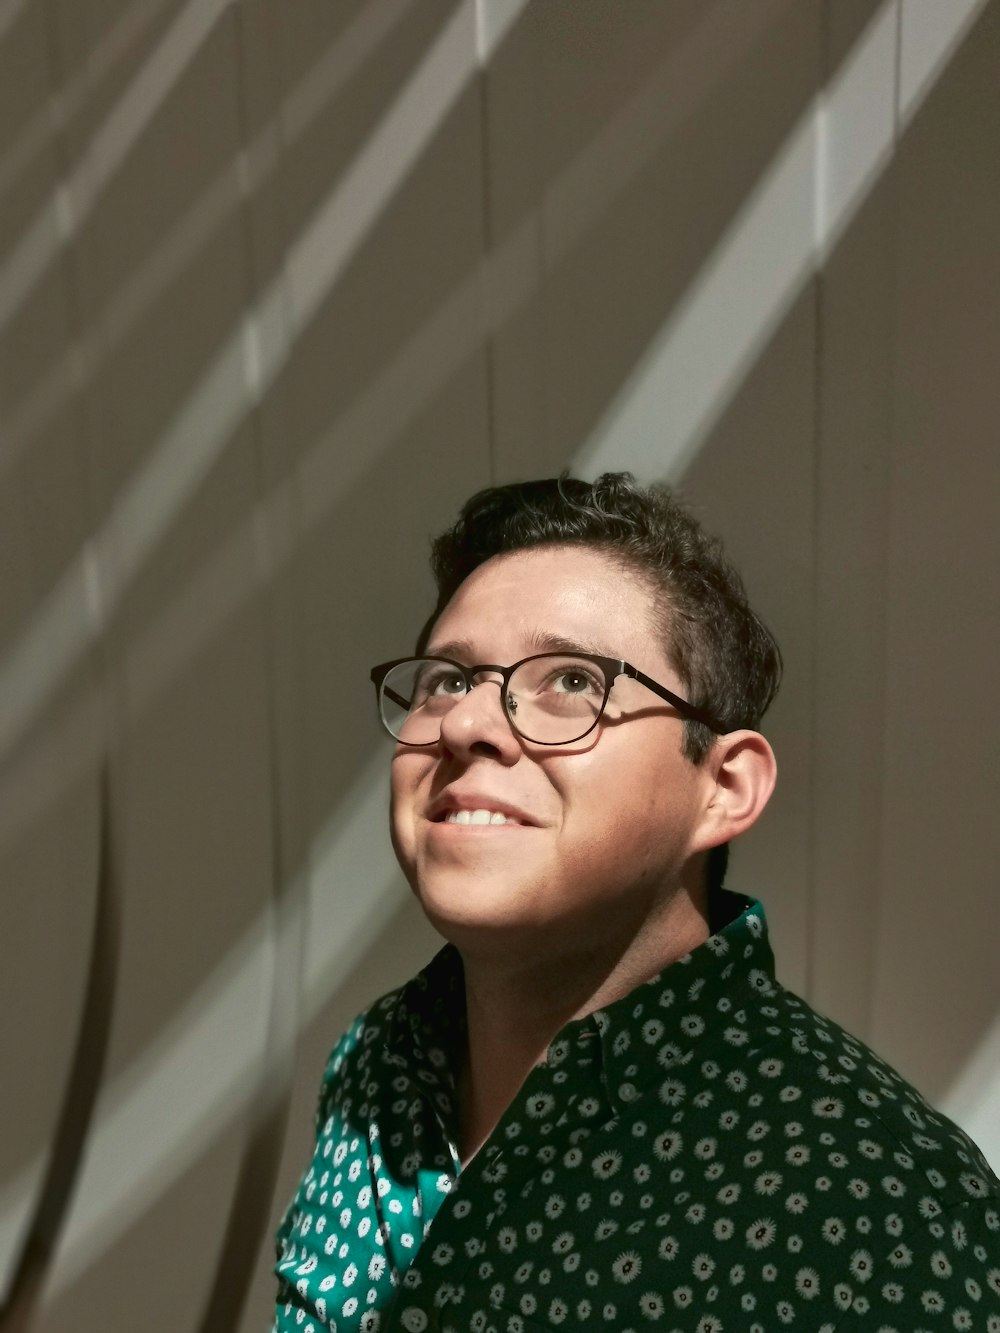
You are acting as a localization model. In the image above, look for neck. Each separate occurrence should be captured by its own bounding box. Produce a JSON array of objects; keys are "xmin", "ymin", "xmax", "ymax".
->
[{"xmin": 455, "ymin": 887, "xmax": 709, "ymax": 1166}]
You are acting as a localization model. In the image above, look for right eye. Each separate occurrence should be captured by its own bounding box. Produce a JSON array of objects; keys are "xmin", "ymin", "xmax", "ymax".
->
[{"xmin": 414, "ymin": 667, "xmax": 466, "ymax": 702}]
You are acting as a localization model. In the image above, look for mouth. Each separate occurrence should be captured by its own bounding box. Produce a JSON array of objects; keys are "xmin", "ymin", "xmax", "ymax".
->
[
  {"xmin": 435, "ymin": 808, "xmax": 525, "ymax": 827},
  {"xmin": 428, "ymin": 796, "xmax": 538, "ymax": 827}
]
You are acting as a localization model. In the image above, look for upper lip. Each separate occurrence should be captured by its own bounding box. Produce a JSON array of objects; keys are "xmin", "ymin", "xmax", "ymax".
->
[{"xmin": 428, "ymin": 791, "xmax": 539, "ymax": 826}]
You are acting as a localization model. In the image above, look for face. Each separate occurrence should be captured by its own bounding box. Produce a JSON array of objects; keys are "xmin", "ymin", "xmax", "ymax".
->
[{"xmin": 390, "ymin": 545, "xmax": 720, "ymax": 962}]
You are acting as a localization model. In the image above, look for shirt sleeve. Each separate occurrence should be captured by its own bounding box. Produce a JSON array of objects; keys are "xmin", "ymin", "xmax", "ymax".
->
[{"xmin": 272, "ymin": 1011, "xmax": 372, "ymax": 1283}]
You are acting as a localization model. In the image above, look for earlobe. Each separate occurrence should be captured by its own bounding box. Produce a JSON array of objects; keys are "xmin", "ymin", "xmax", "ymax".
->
[{"xmin": 695, "ymin": 730, "xmax": 777, "ymax": 850}]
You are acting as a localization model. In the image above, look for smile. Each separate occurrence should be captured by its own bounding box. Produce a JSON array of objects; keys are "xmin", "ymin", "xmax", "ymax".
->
[{"xmin": 442, "ymin": 809, "xmax": 523, "ymax": 826}]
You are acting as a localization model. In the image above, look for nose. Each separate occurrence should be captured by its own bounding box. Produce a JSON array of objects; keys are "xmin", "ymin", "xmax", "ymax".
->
[{"xmin": 437, "ymin": 671, "xmax": 522, "ymax": 762}]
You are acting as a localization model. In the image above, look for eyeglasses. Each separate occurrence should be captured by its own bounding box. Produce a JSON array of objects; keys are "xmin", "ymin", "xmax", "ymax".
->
[{"xmin": 369, "ymin": 652, "xmax": 723, "ymax": 747}]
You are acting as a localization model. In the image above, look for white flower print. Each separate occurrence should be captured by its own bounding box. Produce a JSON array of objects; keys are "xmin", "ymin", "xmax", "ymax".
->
[
  {"xmin": 794, "ymin": 1266, "xmax": 820, "ymax": 1299},
  {"xmin": 652, "ymin": 1131, "xmax": 683, "ymax": 1162},
  {"xmin": 659, "ymin": 1078, "xmax": 686, "ymax": 1107},
  {"xmin": 746, "ymin": 1218, "xmax": 777, "ymax": 1250},
  {"xmin": 848, "ymin": 1248, "xmax": 874, "ymax": 1283},
  {"xmin": 526, "ymin": 1092, "xmax": 555, "ymax": 1119},
  {"xmin": 931, "ymin": 1249, "xmax": 953, "ymax": 1278},
  {"xmin": 657, "ymin": 1041, "xmax": 684, "ymax": 1069},
  {"xmin": 638, "ymin": 1291, "xmax": 665, "ymax": 1320},
  {"xmin": 811, "ymin": 1096, "xmax": 845, "ymax": 1118},
  {"xmin": 497, "ymin": 1226, "xmax": 517, "ymax": 1254},
  {"xmin": 754, "ymin": 1170, "xmax": 782, "ymax": 1196},
  {"xmin": 367, "ymin": 1254, "xmax": 386, "ymax": 1282},
  {"xmin": 611, "ymin": 1250, "xmax": 642, "ymax": 1283},
  {"xmin": 658, "ymin": 1234, "xmax": 680, "ymax": 1260},
  {"xmin": 692, "ymin": 1252, "xmax": 715, "ymax": 1280}
]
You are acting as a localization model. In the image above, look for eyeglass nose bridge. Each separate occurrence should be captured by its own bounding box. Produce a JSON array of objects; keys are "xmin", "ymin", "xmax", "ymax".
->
[{"xmin": 451, "ymin": 663, "xmax": 518, "ymax": 722}]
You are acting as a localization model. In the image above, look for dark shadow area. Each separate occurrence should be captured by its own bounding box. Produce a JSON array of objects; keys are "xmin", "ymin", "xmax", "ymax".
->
[{"xmin": 0, "ymin": 766, "xmax": 118, "ymax": 1330}]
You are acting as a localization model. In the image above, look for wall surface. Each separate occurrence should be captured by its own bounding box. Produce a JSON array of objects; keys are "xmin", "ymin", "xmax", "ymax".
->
[{"xmin": 0, "ymin": 1, "xmax": 996, "ymax": 1329}]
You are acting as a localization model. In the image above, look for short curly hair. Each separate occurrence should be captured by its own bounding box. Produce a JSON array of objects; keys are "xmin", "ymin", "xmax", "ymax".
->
[{"xmin": 416, "ymin": 472, "xmax": 782, "ymax": 892}]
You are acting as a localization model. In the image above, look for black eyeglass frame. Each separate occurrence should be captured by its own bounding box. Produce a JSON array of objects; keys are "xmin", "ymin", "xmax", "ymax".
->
[{"xmin": 369, "ymin": 652, "xmax": 724, "ymax": 746}]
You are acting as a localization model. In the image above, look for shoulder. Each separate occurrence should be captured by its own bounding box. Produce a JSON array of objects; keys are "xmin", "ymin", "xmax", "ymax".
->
[
  {"xmin": 313, "ymin": 982, "xmax": 404, "ymax": 1128},
  {"xmin": 749, "ymin": 977, "xmax": 998, "ymax": 1201}
]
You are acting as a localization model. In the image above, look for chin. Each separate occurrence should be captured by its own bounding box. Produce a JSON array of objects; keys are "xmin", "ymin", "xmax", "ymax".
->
[{"xmin": 413, "ymin": 868, "xmax": 545, "ymax": 935}]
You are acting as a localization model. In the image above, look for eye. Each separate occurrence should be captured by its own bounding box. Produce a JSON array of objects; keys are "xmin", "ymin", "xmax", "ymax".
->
[
  {"xmin": 413, "ymin": 666, "xmax": 466, "ymax": 703},
  {"xmin": 548, "ymin": 667, "xmax": 602, "ymax": 695}
]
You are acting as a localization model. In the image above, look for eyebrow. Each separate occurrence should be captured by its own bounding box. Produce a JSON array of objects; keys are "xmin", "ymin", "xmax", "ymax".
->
[{"xmin": 426, "ymin": 631, "xmax": 623, "ymax": 661}]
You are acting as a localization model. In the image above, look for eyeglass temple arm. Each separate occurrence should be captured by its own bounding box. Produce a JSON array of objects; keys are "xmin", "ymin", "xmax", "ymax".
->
[
  {"xmin": 623, "ymin": 663, "xmax": 723, "ymax": 732},
  {"xmin": 382, "ymin": 684, "xmax": 410, "ymax": 711}
]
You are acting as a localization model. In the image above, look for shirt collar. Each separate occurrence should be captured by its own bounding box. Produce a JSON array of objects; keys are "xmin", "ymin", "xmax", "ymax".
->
[
  {"xmin": 589, "ymin": 889, "xmax": 777, "ymax": 1113},
  {"xmin": 384, "ymin": 889, "xmax": 776, "ymax": 1126}
]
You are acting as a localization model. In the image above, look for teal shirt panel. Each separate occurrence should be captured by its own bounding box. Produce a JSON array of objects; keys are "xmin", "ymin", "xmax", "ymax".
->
[{"xmin": 273, "ymin": 894, "xmax": 1000, "ymax": 1332}]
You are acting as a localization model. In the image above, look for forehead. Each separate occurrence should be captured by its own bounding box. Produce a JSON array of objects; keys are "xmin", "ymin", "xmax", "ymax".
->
[{"xmin": 427, "ymin": 545, "xmax": 669, "ymax": 669}]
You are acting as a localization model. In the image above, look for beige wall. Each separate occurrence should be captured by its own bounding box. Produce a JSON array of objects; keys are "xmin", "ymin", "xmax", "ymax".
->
[{"xmin": 0, "ymin": 1, "xmax": 996, "ymax": 1329}]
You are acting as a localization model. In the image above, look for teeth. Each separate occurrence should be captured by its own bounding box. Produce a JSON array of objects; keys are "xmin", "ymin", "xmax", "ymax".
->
[{"xmin": 444, "ymin": 808, "xmax": 522, "ymax": 825}]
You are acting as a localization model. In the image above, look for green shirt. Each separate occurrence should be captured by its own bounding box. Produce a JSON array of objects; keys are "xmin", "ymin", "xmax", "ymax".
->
[{"xmin": 274, "ymin": 893, "xmax": 1000, "ymax": 1332}]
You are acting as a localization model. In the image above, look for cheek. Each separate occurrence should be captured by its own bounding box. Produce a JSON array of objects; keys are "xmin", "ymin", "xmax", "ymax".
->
[
  {"xmin": 558, "ymin": 746, "xmax": 699, "ymax": 866},
  {"xmin": 389, "ymin": 755, "xmax": 428, "ymax": 861}
]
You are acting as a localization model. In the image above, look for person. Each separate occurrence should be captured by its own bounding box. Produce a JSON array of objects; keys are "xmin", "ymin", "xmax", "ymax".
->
[{"xmin": 273, "ymin": 473, "xmax": 1000, "ymax": 1333}]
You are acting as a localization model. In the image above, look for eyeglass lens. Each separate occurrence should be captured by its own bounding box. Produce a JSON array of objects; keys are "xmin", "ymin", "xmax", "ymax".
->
[{"xmin": 379, "ymin": 655, "xmax": 607, "ymax": 744}]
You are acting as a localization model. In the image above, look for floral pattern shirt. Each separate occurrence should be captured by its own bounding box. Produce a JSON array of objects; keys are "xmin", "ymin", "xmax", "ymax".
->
[{"xmin": 273, "ymin": 892, "xmax": 1000, "ymax": 1332}]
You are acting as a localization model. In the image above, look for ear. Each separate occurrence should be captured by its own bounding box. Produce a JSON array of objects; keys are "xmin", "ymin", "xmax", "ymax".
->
[{"xmin": 690, "ymin": 729, "xmax": 777, "ymax": 853}]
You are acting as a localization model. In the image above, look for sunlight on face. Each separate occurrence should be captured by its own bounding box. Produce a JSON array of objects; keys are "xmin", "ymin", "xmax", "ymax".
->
[{"xmin": 389, "ymin": 545, "xmax": 716, "ymax": 963}]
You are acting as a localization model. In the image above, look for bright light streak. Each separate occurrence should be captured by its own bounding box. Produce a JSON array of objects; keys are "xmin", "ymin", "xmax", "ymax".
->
[
  {"xmin": 941, "ymin": 1015, "xmax": 1000, "ymax": 1175},
  {"xmin": 35, "ymin": 751, "xmax": 410, "ymax": 1301},
  {"xmin": 0, "ymin": 0, "xmax": 231, "ymax": 335},
  {"xmin": 0, "ymin": 0, "xmax": 483, "ymax": 765},
  {"xmin": 0, "ymin": 0, "xmax": 418, "ymax": 485},
  {"xmin": 0, "ymin": 0, "xmax": 173, "ymax": 201},
  {"xmin": 898, "ymin": 0, "xmax": 989, "ymax": 125}
]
